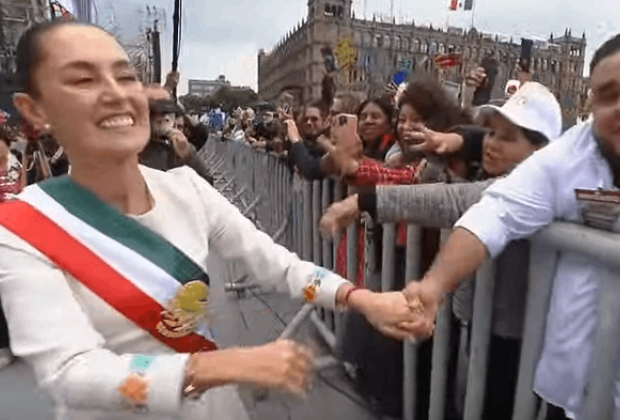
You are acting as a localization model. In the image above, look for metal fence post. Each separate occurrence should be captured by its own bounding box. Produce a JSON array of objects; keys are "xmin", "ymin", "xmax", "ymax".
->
[
  {"xmin": 512, "ymin": 242, "xmax": 558, "ymax": 420},
  {"xmin": 463, "ymin": 260, "xmax": 496, "ymax": 420},
  {"xmin": 312, "ymin": 180, "xmax": 323, "ymax": 268},
  {"xmin": 381, "ymin": 223, "xmax": 397, "ymax": 292},
  {"xmin": 321, "ymin": 179, "xmax": 334, "ymax": 270},
  {"xmin": 312, "ymin": 180, "xmax": 324, "ymax": 321},
  {"xmin": 302, "ymin": 180, "xmax": 313, "ymax": 262},
  {"xmin": 582, "ymin": 268, "xmax": 620, "ymax": 420},
  {"xmin": 364, "ymin": 217, "xmax": 378, "ymax": 290},
  {"xmin": 403, "ymin": 224, "xmax": 422, "ymax": 420},
  {"xmin": 333, "ymin": 181, "xmax": 345, "ymax": 336},
  {"xmin": 346, "ymin": 221, "xmax": 359, "ymax": 287},
  {"xmin": 428, "ymin": 229, "xmax": 454, "ymax": 420},
  {"xmin": 322, "ymin": 178, "xmax": 335, "ymax": 332}
]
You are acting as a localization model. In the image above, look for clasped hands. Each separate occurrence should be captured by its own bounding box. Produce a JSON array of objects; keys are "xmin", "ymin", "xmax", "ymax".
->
[{"xmin": 348, "ymin": 284, "xmax": 438, "ymax": 342}]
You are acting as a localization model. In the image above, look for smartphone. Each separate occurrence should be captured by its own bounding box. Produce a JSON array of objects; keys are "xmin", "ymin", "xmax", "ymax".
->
[
  {"xmin": 331, "ymin": 114, "xmax": 358, "ymax": 149},
  {"xmin": 519, "ymin": 39, "xmax": 534, "ymax": 73},
  {"xmin": 473, "ymin": 57, "xmax": 499, "ymax": 106},
  {"xmin": 283, "ymin": 103, "xmax": 290, "ymax": 114}
]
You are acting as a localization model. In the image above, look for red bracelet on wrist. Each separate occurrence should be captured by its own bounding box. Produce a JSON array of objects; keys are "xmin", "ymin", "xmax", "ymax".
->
[{"xmin": 345, "ymin": 286, "xmax": 362, "ymax": 305}]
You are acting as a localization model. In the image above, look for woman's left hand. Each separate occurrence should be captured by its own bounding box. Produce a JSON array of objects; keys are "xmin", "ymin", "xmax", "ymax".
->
[{"xmin": 348, "ymin": 289, "xmax": 426, "ymax": 340}]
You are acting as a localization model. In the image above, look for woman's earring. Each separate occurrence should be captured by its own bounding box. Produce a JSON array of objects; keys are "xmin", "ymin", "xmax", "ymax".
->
[{"xmin": 40, "ymin": 124, "xmax": 51, "ymax": 135}]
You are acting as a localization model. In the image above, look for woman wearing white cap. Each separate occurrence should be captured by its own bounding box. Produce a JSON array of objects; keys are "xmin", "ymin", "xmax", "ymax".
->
[{"xmin": 321, "ymin": 81, "xmax": 563, "ymax": 420}]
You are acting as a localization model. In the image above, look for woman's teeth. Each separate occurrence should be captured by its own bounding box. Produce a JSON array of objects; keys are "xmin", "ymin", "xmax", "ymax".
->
[{"xmin": 99, "ymin": 115, "xmax": 134, "ymax": 129}]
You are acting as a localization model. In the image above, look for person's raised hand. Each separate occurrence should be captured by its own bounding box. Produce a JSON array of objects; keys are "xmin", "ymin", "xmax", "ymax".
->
[
  {"xmin": 168, "ymin": 128, "xmax": 191, "ymax": 160},
  {"xmin": 348, "ymin": 289, "xmax": 426, "ymax": 341},
  {"xmin": 320, "ymin": 195, "xmax": 360, "ymax": 238},
  {"xmin": 164, "ymin": 70, "xmax": 180, "ymax": 93},
  {"xmin": 406, "ymin": 125, "xmax": 464, "ymax": 155},
  {"xmin": 284, "ymin": 120, "xmax": 302, "ymax": 144},
  {"xmin": 465, "ymin": 67, "xmax": 487, "ymax": 89}
]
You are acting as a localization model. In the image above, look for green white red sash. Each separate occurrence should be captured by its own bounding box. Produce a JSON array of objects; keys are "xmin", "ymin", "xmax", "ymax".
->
[{"xmin": 0, "ymin": 176, "xmax": 217, "ymax": 353}]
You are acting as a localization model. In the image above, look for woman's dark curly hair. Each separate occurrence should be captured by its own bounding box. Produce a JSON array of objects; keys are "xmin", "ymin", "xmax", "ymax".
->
[{"xmin": 397, "ymin": 75, "xmax": 471, "ymax": 132}]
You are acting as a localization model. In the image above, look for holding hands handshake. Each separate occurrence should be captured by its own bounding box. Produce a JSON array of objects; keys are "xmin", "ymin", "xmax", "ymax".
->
[{"xmin": 345, "ymin": 281, "xmax": 440, "ymax": 342}]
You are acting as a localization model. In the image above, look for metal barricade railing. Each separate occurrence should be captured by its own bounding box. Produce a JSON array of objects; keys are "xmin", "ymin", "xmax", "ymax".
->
[{"xmin": 208, "ymin": 139, "xmax": 620, "ymax": 420}]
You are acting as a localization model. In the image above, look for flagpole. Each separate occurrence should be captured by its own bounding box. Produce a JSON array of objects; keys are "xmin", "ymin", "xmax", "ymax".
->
[
  {"xmin": 471, "ymin": 0, "xmax": 476, "ymax": 29},
  {"xmin": 49, "ymin": 0, "xmax": 56, "ymax": 20},
  {"xmin": 171, "ymin": 0, "xmax": 181, "ymax": 99}
]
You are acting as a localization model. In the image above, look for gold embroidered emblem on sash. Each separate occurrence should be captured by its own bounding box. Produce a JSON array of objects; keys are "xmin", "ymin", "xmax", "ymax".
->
[{"xmin": 156, "ymin": 281, "xmax": 210, "ymax": 338}]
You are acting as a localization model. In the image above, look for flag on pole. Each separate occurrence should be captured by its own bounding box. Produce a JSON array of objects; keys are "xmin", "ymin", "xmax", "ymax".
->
[
  {"xmin": 50, "ymin": 1, "xmax": 75, "ymax": 20},
  {"xmin": 449, "ymin": 0, "xmax": 474, "ymax": 11}
]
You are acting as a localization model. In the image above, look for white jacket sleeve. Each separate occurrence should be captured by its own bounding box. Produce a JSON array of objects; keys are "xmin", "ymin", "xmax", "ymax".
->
[
  {"xmin": 184, "ymin": 168, "xmax": 350, "ymax": 309},
  {"xmin": 0, "ymin": 232, "xmax": 189, "ymax": 415}
]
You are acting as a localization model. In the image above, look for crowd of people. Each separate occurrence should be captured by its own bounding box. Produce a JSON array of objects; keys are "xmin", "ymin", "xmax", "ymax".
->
[
  {"xmin": 214, "ymin": 31, "xmax": 618, "ymax": 420},
  {"xmin": 0, "ymin": 15, "xmax": 619, "ymax": 420}
]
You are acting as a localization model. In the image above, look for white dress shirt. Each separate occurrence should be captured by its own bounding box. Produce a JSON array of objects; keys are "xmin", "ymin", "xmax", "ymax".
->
[
  {"xmin": 456, "ymin": 121, "xmax": 620, "ymax": 419},
  {"xmin": 0, "ymin": 165, "xmax": 349, "ymax": 419}
]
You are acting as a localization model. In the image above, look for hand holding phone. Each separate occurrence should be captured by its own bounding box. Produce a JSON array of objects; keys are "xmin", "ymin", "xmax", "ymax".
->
[
  {"xmin": 331, "ymin": 114, "xmax": 362, "ymax": 175},
  {"xmin": 472, "ymin": 58, "xmax": 498, "ymax": 106},
  {"xmin": 331, "ymin": 114, "xmax": 359, "ymax": 151}
]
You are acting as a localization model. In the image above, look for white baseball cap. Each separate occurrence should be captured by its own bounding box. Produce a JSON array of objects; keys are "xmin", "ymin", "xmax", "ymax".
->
[{"xmin": 478, "ymin": 82, "xmax": 563, "ymax": 142}]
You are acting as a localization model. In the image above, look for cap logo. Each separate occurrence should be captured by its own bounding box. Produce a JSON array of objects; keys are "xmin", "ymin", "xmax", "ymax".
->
[{"xmin": 516, "ymin": 96, "xmax": 528, "ymax": 106}]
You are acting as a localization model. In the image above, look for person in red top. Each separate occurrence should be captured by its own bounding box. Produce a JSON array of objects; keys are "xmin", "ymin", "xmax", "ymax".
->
[{"xmin": 334, "ymin": 75, "xmax": 472, "ymax": 419}]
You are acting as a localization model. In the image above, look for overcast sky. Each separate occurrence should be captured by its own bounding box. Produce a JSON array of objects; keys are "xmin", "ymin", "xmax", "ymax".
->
[{"xmin": 104, "ymin": 0, "xmax": 619, "ymax": 95}]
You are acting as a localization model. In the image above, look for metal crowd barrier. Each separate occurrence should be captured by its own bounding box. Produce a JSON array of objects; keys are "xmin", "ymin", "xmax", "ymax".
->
[{"xmin": 206, "ymin": 138, "xmax": 620, "ymax": 420}]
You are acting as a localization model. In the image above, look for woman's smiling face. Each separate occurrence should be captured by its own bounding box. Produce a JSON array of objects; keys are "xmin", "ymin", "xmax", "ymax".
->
[{"xmin": 15, "ymin": 24, "xmax": 151, "ymax": 163}]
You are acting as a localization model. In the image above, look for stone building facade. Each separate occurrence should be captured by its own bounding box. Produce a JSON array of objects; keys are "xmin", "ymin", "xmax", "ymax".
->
[
  {"xmin": 0, "ymin": 0, "xmax": 47, "ymax": 116},
  {"xmin": 258, "ymin": 0, "xmax": 587, "ymax": 125}
]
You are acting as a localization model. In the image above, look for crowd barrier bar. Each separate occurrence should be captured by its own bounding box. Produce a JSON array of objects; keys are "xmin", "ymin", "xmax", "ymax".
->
[{"xmin": 208, "ymin": 139, "xmax": 620, "ymax": 420}]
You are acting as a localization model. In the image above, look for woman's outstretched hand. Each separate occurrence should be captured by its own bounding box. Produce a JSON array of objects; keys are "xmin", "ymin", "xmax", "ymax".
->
[
  {"xmin": 347, "ymin": 289, "xmax": 428, "ymax": 341},
  {"xmin": 320, "ymin": 194, "xmax": 360, "ymax": 238}
]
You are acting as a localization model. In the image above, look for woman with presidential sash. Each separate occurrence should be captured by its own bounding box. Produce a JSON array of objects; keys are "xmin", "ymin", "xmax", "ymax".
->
[{"xmin": 0, "ymin": 20, "xmax": 423, "ymax": 420}]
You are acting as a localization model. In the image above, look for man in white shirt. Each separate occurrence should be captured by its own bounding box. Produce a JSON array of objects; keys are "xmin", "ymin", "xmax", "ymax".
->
[{"xmin": 403, "ymin": 33, "xmax": 620, "ymax": 420}]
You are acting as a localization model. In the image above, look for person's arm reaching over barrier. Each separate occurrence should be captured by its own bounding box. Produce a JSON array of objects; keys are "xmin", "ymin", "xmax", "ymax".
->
[
  {"xmin": 402, "ymin": 146, "xmax": 558, "ymax": 338},
  {"xmin": 320, "ymin": 179, "xmax": 496, "ymax": 236}
]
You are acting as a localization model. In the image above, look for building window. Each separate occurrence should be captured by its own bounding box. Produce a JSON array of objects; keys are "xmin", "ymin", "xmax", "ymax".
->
[
  {"xmin": 421, "ymin": 42, "xmax": 428, "ymax": 53},
  {"xmin": 438, "ymin": 43, "xmax": 445, "ymax": 54},
  {"xmin": 429, "ymin": 42, "xmax": 437, "ymax": 54},
  {"xmin": 363, "ymin": 32, "xmax": 370, "ymax": 47},
  {"xmin": 375, "ymin": 34, "xmax": 382, "ymax": 47},
  {"xmin": 395, "ymin": 36, "xmax": 402, "ymax": 50},
  {"xmin": 324, "ymin": 4, "xmax": 334, "ymax": 16},
  {"xmin": 464, "ymin": 47, "xmax": 470, "ymax": 59},
  {"xmin": 413, "ymin": 39, "xmax": 420, "ymax": 52},
  {"xmin": 404, "ymin": 38, "xmax": 410, "ymax": 51},
  {"xmin": 384, "ymin": 34, "xmax": 391, "ymax": 48}
]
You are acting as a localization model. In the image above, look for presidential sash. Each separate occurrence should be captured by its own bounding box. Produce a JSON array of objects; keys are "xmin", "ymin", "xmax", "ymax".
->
[{"xmin": 0, "ymin": 176, "xmax": 217, "ymax": 353}]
